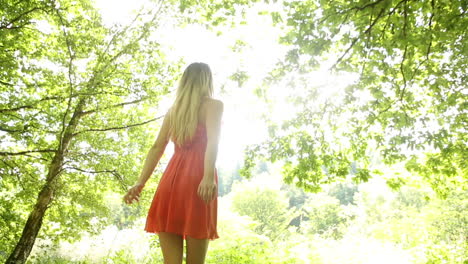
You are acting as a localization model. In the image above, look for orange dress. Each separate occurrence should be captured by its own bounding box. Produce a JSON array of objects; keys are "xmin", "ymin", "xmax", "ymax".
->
[{"xmin": 145, "ymin": 123, "xmax": 219, "ymax": 240}]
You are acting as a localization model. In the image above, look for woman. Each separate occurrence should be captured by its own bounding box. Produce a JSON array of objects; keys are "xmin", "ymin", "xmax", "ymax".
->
[{"xmin": 123, "ymin": 62, "xmax": 223, "ymax": 264}]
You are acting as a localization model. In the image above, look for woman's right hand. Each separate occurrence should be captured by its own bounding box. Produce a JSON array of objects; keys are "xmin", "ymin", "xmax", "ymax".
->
[
  {"xmin": 123, "ymin": 183, "xmax": 144, "ymax": 204},
  {"xmin": 197, "ymin": 177, "xmax": 217, "ymax": 204}
]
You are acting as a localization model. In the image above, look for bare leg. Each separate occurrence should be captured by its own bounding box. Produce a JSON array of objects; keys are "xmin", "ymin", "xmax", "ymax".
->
[
  {"xmin": 186, "ymin": 236, "xmax": 209, "ymax": 264},
  {"xmin": 158, "ymin": 232, "xmax": 183, "ymax": 264}
]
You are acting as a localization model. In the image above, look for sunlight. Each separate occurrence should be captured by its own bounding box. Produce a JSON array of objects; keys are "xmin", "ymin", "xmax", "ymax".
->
[
  {"xmin": 94, "ymin": 0, "xmax": 147, "ymax": 26},
  {"xmin": 93, "ymin": 0, "xmax": 362, "ymax": 171},
  {"xmin": 94, "ymin": 0, "xmax": 290, "ymax": 169},
  {"xmin": 70, "ymin": 0, "xmax": 358, "ymax": 172},
  {"xmin": 6, "ymin": 1, "xmax": 465, "ymax": 263}
]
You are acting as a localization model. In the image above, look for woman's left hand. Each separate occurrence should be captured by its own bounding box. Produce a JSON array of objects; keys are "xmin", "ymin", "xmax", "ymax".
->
[
  {"xmin": 197, "ymin": 178, "xmax": 217, "ymax": 204},
  {"xmin": 123, "ymin": 183, "xmax": 144, "ymax": 204}
]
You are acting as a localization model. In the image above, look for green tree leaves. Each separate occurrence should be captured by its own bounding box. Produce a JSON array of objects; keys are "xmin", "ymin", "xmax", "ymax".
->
[
  {"xmin": 241, "ymin": 0, "xmax": 467, "ymax": 195},
  {"xmin": 1, "ymin": 0, "xmax": 181, "ymax": 262},
  {"xmin": 231, "ymin": 184, "xmax": 297, "ymax": 241}
]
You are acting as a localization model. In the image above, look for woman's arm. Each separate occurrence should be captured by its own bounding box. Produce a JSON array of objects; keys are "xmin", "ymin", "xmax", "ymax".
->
[
  {"xmin": 198, "ymin": 99, "xmax": 223, "ymax": 203},
  {"xmin": 136, "ymin": 113, "xmax": 171, "ymax": 186},
  {"xmin": 124, "ymin": 112, "xmax": 171, "ymax": 204}
]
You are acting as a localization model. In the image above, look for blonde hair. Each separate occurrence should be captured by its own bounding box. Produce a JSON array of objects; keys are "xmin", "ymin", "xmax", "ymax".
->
[{"xmin": 169, "ymin": 62, "xmax": 213, "ymax": 145}]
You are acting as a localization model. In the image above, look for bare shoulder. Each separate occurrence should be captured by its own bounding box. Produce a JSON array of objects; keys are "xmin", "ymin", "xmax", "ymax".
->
[{"xmin": 204, "ymin": 98, "xmax": 224, "ymax": 113}]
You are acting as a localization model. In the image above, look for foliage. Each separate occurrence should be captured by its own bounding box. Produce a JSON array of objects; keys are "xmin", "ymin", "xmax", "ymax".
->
[
  {"xmin": 354, "ymin": 182, "xmax": 468, "ymax": 263},
  {"xmin": 23, "ymin": 177, "xmax": 468, "ymax": 264},
  {"xmin": 392, "ymin": 185, "xmax": 430, "ymax": 210},
  {"xmin": 280, "ymin": 183, "xmax": 309, "ymax": 227},
  {"xmin": 231, "ymin": 182, "xmax": 298, "ymax": 241},
  {"xmin": 301, "ymin": 193, "xmax": 351, "ymax": 239},
  {"xmin": 0, "ymin": 0, "xmax": 182, "ymax": 261},
  {"xmin": 2, "ymin": 0, "xmax": 467, "ymax": 262},
  {"xmin": 327, "ymin": 181, "xmax": 359, "ymax": 205},
  {"xmin": 424, "ymin": 190, "xmax": 468, "ymax": 244},
  {"xmin": 217, "ymin": 163, "xmax": 242, "ymax": 197},
  {"xmin": 207, "ymin": 207, "xmax": 277, "ymax": 263},
  {"xmin": 239, "ymin": 0, "xmax": 468, "ymax": 196}
]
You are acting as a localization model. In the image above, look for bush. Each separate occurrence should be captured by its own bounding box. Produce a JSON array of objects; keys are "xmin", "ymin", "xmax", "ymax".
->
[
  {"xmin": 301, "ymin": 193, "xmax": 351, "ymax": 239},
  {"xmin": 231, "ymin": 183, "xmax": 297, "ymax": 241}
]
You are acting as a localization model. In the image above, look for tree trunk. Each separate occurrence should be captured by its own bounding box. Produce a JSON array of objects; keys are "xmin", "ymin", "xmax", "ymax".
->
[
  {"xmin": 6, "ymin": 101, "xmax": 84, "ymax": 264},
  {"xmin": 5, "ymin": 181, "xmax": 56, "ymax": 264}
]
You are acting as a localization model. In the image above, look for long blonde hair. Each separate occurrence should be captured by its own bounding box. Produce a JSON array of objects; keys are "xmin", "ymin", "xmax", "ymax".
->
[{"xmin": 169, "ymin": 62, "xmax": 213, "ymax": 145}]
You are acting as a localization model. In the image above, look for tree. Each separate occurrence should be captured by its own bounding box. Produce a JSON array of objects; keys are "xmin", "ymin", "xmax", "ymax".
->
[
  {"xmin": 301, "ymin": 193, "xmax": 350, "ymax": 239},
  {"xmin": 240, "ymin": 0, "xmax": 467, "ymax": 196},
  {"xmin": 0, "ymin": 0, "xmax": 181, "ymax": 262},
  {"xmin": 327, "ymin": 182, "xmax": 359, "ymax": 205},
  {"xmin": 231, "ymin": 183, "xmax": 297, "ymax": 241}
]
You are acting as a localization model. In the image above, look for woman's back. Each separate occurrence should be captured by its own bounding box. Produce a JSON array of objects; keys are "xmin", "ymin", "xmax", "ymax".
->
[
  {"xmin": 197, "ymin": 97, "xmax": 220, "ymax": 127},
  {"xmin": 125, "ymin": 62, "xmax": 222, "ymax": 263},
  {"xmin": 144, "ymin": 97, "xmax": 222, "ymax": 240}
]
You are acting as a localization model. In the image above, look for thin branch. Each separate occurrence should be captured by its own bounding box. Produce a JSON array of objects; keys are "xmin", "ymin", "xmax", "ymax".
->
[
  {"xmin": 399, "ymin": 45, "xmax": 408, "ymax": 102},
  {"xmin": 365, "ymin": 10, "xmax": 374, "ymax": 49},
  {"xmin": 0, "ymin": 159, "xmax": 27, "ymax": 189},
  {"xmin": 0, "ymin": 7, "xmax": 42, "ymax": 29},
  {"xmin": 402, "ymin": 0, "xmax": 408, "ymax": 37},
  {"xmin": 86, "ymin": 12, "xmax": 145, "ymax": 90},
  {"xmin": 398, "ymin": 0, "xmax": 409, "ymax": 102},
  {"xmin": 319, "ymin": 0, "xmax": 387, "ymax": 27},
  {"xmin": 73, "ymin": 115, "xmax": 164, "ymax": 136},
  {"xmin": 54, "ymin": 6, "xmax": 76, "ymax": 154},
  {"xmin": 0, "ymin": 80, "xmax": 15, "ymax": 86},
  {"xmin": 23, "ymin": 153, "xmax": 51, "ymax": 162},
  {"xmin": 0, "ymin": 96, "xmax": 63, "ymax": 113},
  {"xmin": 64, "ymin": 166, "xmax": 127, "ymax": 190},
  {"xmin": 65, "ymin": 166, "xmax": 117, "ymax": 174},
  {"xmin": 86, "ymin": 3, "xmax": 164, "ymax": 91},
  {"xmin": 380, "ymin": 0, "xmax": 407, "ymax": 41},
  {"xmin": 331, "ymin": 7, "xmax": 386, "ymax": 70},
  {"xmin": 330, "ymin": 8, "xmax": 385, "ymax": 70},
  {"xmin": 348, "ymin": 0, "xmax": 386, "ymax": 12},
  {"xmin": 0, "ymin": 126, "xmax": 23, "ymax": 133},
  {"xmin": 447, "ymin": 10, "xmax": 467, "ymax": 23},
  {"xmin": 0, "ymin": 149, "xmax": 57, "ymax": 156},
  {"xmin": 80, "ymin": 97, "xmax": 149, "ymax": 116},
  {"xmin": 426, "ymin": 0, "xmax": 435, "ymax": 60},
  {"xmin": 72, "ymin": 90, "xmax": 127, "ymax": 97},
  {"xmin": 0, "ymin": 104, "xmax": 34, "ymax": 113}
]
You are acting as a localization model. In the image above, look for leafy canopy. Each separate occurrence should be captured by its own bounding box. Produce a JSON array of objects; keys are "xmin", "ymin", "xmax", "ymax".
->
[{"xmin": 237, "ymin": 0, "xmax": 467, "ymax": 195}]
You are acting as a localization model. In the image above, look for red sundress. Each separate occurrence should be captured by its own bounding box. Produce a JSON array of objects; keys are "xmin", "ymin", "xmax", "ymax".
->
[{"xmin": 144, "ymin": 123, "xmax": 219, "ymax": 240}]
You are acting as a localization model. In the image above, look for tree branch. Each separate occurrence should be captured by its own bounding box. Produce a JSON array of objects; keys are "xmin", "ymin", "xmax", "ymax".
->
[
  {"xmin": 86, "ymin": 3, "xmax": 164, "ymax": 91},
  {"xmin": 73, "ymin": 115, "xmax": 164, "ymax": 136},
  {"xmin": 398, "ymin": 0, "xmax": 409, "ymax": 102},
  {"xmin": 380, "ymin": 0, "xmax": 408, "ymax": 41},
  {"xmin": 80, "ymin": 97, "xmax": 150, "ymax": 116},
  {"xmin": 0, "ymin": 149, "xmax": 57, "ymax": 156},
  {"xmin": 347, "ymin": 0, "xmax": 386, "ymax": 12},
  {"xmin": 0, "ymin": 80, "xmax": 15, "ymax": 86},
  {"xmin": 399, "ymin": 45, "xmax": 408, "ymax": 102},
  {"xmin": 0, "ymin": 96, "xmax": 63, "ymax": 113},
  {"xmin": 0, "ymin": 126, "xmax": 23, "ymax": 133},
  {"xmin": 426, "ymin": 0, "xmax": 435, "ymax": 60},
  {"xmin": 64, "ymin": 166, "xmax": 127, "ymax": 190},
  {"xmin": 22, "ymin": 153, "xmax": 52, "ymax": 162},
  {"xmin": 331, "ymin": 7, "xmax": 386, "ymax": 70},
  {"xmin": 54, "ymin": 6, "xmax": 76, "ymax": 153},
  {"xmin": 0, "ymin": 159, "xmax": 28, "ymax": 189},
  {"xmin": 0, "ymin": 7, "xmax": 42, "ymax": 29}
]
